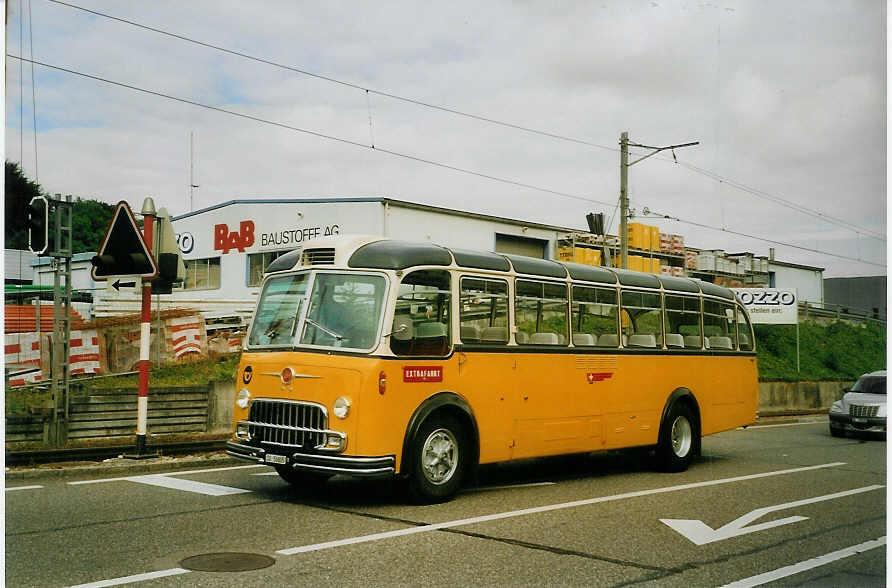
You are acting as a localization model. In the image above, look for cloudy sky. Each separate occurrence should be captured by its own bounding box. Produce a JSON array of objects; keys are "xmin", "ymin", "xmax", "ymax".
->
[{"xmin": 5, "ymin": 0, "xmax": 886, "ymax": 277}]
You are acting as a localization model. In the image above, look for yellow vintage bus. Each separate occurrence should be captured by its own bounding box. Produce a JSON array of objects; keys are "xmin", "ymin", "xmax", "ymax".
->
[{"xmin": 227, "ymin": 235, "xmax": 758, "ymax": 502}]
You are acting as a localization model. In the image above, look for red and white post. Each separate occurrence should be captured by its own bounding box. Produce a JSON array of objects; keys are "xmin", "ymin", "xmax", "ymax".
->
[{"xmin": 135, "ymin": 200, "xmax": 155, "ymax": 455}]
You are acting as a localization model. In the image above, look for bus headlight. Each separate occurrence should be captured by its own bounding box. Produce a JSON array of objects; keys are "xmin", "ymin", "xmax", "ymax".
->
[
  {"xmin": 333, "ymin": 396, "xmax": 351, "ymax": 419},
  {"xmin": 237, "ymin": 388, "xmax": 251, "ymax": 409}
]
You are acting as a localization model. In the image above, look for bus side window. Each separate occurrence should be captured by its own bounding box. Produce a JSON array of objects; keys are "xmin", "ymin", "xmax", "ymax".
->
[
  {"xmin": 620, "ymin": 290, "xmax": 662, "ymax": 348},
  {"xmin": 459, "ymin": 277, "xmax": 509, "ymax": 344},
  {"xmin": 516, "ymin": 280, "xmax": 568, "ymax": 345},
  {"xmin": 736, "ymin": 305, "xmax": 755, "ymax": 351},
  {"xmin": 703, "ymin": 300, "xmax": 737, "ymax": 350},
  {"xmin": 391, "ymin": 270, "xmax": 451, "ymax": 356},
  {"xmin": 572, "ymin": 285, "xmax": 618, "ymax": 347},
  {"xmin": 664, "ymin": 295, "xmax": 702, "ymax": 349}
]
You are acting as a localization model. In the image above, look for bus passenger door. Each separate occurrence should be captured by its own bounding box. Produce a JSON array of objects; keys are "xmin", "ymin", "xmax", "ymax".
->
[{"xmin": 456, "ymin": 350, "xmax": 517, "ymax": 464}]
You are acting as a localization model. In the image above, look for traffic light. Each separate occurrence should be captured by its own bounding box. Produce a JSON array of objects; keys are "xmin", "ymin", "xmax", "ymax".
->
[
  {"xmin": 150, "ymin": 252, "xmax": 180, "ymax": 295},
  {"xmin": 28, "ymin": 196, "xmax": 49, "ymax": 254}
]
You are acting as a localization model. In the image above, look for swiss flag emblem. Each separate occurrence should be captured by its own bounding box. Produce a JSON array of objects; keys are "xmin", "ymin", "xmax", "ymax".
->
[{"xmin": 587, "ymin": 372, "xmax": 612, "ymax": 384}]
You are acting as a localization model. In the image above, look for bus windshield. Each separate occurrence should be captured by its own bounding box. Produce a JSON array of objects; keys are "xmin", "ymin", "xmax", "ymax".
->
[
  {"xmin": 299, "ymin": 272, "xmax": 387, "ymax": 350},
  {"xmin": 248, "ymin": 272, "xmax": 310, "ymax": 347}
]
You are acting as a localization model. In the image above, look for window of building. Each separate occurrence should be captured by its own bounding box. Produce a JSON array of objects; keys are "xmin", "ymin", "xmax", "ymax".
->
[
  {"xmin": 703, "ymin": 299, "xmax": 737, "ymax": 350},
  {"xmin": 180, "ymin": 257, "xmax": 221, "ymax": 290},
  {"xmin": 391, "ymin": 270, "xmax": 451, "ymax": 356},
  {"xmin": 516, "ymin": 280, "xmax": 568, "ymax": 345},
  {"xmin": 620, "ymin": 290, "xmax": 662, "ymax": 348},
  {"xmin": 664, "ymin": 295, "xmax": 702, "ymax": 349},
  {"xmin": 459, "ymin": 277, "xmax": 509, "ymax": 344},
  {"xmin": 571, "ymin": 286, "xmax": 618, "ymax": 347},
  {"xmin": 247, "ymin": 250, "xmax": 290, "ymax": 286}
]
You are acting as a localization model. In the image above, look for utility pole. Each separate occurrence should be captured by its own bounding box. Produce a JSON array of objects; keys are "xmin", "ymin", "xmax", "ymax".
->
[
  {"xmin": 189, "ymin": 131, "xmax": 199, "ymax": 211},
  {"xmin": 618, "ymin": 132, "xmax": 699, "ymax": 269}
]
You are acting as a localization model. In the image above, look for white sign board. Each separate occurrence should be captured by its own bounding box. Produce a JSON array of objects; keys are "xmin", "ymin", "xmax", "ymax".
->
[{"xmin": 731, "ymin": 288, "xmax": 798, "ymax": 324}]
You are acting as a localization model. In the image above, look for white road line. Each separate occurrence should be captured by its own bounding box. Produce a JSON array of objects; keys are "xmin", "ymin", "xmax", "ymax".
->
[
  {"xmin": 464, "ymin": 482, "xmax": 557, "ymax": 493},
  {"xmin": 125, "ymin": 474, "xmax": 252, "ymax": 496},
  {"xmin": 68, "ymin": 464, "xmax": 264, "ymax": 486},
  {"xmin": 721, "ymin": 536, "xmax": 886, "ymax": 587},
  {"xmin": 67, "ymin": 567, "xmax": 190, "ymax": 588},
  {"xmin": 276, "ymin": 461, "xmax": 846, "ymax": 555},
  {"xmin": 5, "ymin": 485, "xmax": 44, "ymax": 492}
]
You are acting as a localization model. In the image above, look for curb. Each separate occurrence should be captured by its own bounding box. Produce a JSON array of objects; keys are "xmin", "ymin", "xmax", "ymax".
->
[{"xmin": 5, "ymin": 451, "xmax": 243, "ymax": 483}]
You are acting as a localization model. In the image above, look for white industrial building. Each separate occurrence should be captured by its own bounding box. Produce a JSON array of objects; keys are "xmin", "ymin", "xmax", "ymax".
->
[{"xmin": 26, "ymin": 197, "xmax": 825, "ymax": 320}]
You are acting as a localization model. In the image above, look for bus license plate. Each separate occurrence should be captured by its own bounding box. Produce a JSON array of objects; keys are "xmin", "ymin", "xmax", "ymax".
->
[{"xmin": 265, "ymin": 454, "xmax": 287, "ymax": 465}]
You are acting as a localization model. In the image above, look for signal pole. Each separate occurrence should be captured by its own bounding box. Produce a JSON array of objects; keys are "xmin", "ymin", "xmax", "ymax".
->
[
  {"xmin": 619, "ymin": 132, "xmax": 699, "ymax": 269},
  {"xmin": 135, "ymin": 197, "xmax": 156, "ymax": 457}
]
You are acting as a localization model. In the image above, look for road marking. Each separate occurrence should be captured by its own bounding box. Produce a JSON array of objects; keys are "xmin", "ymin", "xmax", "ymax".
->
[
  {"xmin": 67, "ymin": 567, "xmax": 190, "ymax": 588},
  {"xmin": 276, "ymin": 461, "xmax": 846, "ymax": 555},
  {"xmin": 721, "ymin": 536, "xmax": 886, "ymax": 587},
  {"xmin": 463, "ymin": 482, "xmax": 556, "ymax": 493},
  {"xmin": 68, "ymin": 464, "xmax": 263, "ymax": 486},
  {"xmin": 661, "ymin": 484, "xmax": 885, "ymax": 545},
  {"xmin": 746, "ymin": 421, "xmax": 826, "ymax": 429},
  {"xmin": 125, "ymin": 474, "xmax": 252, "ymax": 496},
  {"xmin": 5, "ymin": 484, "xmax": 44, "ymax": 492}
]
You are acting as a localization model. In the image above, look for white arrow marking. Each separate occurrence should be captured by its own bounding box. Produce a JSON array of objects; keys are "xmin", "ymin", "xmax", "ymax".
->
[{"xmin": 661, "ymin": 484, "xmax": 884, "ymax": 545}]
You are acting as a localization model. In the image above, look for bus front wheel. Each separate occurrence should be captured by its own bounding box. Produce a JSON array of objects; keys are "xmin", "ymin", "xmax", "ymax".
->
[
  {"xmin": 407, "ymin": 414, "xmax": 466, "ymax": 503},
  {"xmin": 656, "ymin": 402, "xmax": 697, "ymax": 472}
]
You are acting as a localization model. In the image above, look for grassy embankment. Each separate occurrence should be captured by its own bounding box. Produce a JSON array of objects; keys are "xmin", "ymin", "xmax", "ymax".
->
[{"xmin": 5, "ymin": 321, "xmax": 886, "ymax": 413}]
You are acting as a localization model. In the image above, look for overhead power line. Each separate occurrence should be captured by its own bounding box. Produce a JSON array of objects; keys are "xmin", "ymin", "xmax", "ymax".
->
[
  {"xmin": 5, "ymin": 54, "xmax": 617, "ymax": 211},
  {"xmin": 45, "ymin": 0, "xmax": 885, "ymax": 244},
  {"xmin": 641, "ymin": 209, "xmax": 885, "ymax": 268}
]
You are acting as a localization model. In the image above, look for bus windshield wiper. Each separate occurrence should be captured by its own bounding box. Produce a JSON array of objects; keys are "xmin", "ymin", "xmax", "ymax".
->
[{"xmin": 304, "ymin": 317, "xmax": 343, "ymax": 341}]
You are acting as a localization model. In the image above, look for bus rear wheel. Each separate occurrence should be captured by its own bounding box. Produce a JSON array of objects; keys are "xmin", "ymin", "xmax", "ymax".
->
[
  {"xmin": 656, "ymin": 402, "xmax": 697, "ymax": 472},
  {"xmin": 407, "ymin": 414, "xmax": 466, "ymax": 504}
]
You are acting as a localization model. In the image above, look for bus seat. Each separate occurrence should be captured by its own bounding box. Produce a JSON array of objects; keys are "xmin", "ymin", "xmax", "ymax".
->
[
  {"xmin": 530, "ymin": 332, "xmax": 559, "ymax": 345},
  {"xmin": 481, "ymin": 326, "xmax": 508, "ymax": 343},
  {"xmin": 683, "ymin": 335, "xmax": 702, "ymax": 349},
  {"xmin": 572, "ymin": 333, "xmax": 595, "ymax": 346},
  {"xmin": 416, "ymin": 322, "xmax": 447, "ymax": 338},
  {"xmin": 460, "ymin": 324, "xmax": 481, "ymax": 342},
  {"xmin": 665, "ymin": 333, "xmax": 684, "ymax": 348},
  {"xmin": 628, "ymin": 334, "xmax": 657, "ymax": 348},
  {"xmin": 515, "ymin": 331, "xmax": 530, "ymax": 344},
  {"xmin": 709, "ymin": 336, "xmax": 733, "ymax": 349},
  {"xmin": 739, "ymin": 333, "xmax": 750, "ymax": 348},
  {"xmin": 558, "ymin": 333, "xmax": 567, "ymax": 345},
  {"xmin": 598, "ymin": 334, "xmax": 619, "ymax": 347}
]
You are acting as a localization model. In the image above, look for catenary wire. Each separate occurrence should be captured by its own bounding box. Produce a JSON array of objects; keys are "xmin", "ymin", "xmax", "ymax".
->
[
  {"xmin": 5, "ymin": 54, "xmax": 617, "ymax": 210},
  {"xmin": 640, "ymin": 210, "xmax": 885, "ymax": 268},
  {"xmin": 43, "ymin": 0, "xmax": 885, "ymax": 243}
]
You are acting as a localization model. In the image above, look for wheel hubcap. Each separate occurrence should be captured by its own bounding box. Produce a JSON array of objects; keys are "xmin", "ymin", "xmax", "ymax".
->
[
  {"xmin": 671, "ymin": 416, "xmax": 692, "ymax": 457},
  {"xmin": 421, "ymin": 428, "xmax": 458, "ymax": 485}
]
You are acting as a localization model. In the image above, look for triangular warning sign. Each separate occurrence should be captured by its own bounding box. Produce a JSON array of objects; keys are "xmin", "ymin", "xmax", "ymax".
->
[{"xmin": 90, "ymin": 201, "xmax": 159, "ymax": 280}]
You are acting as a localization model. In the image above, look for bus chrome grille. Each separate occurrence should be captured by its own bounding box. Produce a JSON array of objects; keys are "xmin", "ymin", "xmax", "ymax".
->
[
  {"xmin": 248, "ymin": 399, "xmax": 327, "ymax": 448},
  {"xmin": 849, "ymin": 404, "xmax": 879, "ymax": 418}
]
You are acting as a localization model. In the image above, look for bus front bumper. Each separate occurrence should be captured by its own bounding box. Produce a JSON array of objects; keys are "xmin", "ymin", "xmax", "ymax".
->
[{"xmin": 226, "ymin": 440, "xmax": 396, "ymax": 479}]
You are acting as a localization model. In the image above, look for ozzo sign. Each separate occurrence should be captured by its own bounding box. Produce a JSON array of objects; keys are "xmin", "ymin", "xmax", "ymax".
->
[{"xmin": 732, "ymin": 288, "xmax": 798, "ymax": 325}]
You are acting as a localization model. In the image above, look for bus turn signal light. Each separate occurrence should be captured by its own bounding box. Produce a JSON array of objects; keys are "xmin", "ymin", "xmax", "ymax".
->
[{"xmin": 378, "ymin": 371, "xmax": 386, "ymax": 395}]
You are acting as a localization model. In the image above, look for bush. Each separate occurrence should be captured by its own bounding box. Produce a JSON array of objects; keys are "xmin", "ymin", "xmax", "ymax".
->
[{"xmin": 755, "ymin": 321, "xmax": 885, "ymax": 381}]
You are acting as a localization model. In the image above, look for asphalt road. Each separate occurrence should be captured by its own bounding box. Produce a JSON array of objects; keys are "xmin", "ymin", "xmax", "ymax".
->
[{"xmin": 6, "ymin": 418, "xmax": 886, "ymax": 587}]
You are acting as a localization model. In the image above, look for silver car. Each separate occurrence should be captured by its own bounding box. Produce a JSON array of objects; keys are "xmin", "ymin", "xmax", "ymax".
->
[{"xmin": 829, "ymin": 370, "xmax": 886, "ymax": 437}]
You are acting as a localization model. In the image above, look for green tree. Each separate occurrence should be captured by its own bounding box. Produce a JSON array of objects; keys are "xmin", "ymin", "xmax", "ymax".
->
[
  {"xmin": 5, "ymin": 160, "xmax": 114, "ymax": 253},
  {"xmin": 5, "ymin": 161, "xmax": 42, "ymax": 250}
]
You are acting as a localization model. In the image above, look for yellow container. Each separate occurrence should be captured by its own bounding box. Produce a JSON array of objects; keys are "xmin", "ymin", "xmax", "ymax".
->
[{"xmin": 651, "ymin": 228, "xmax": 661, "ymax": 251}]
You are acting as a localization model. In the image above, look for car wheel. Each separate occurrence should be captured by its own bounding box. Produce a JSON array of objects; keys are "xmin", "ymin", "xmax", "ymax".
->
[
  {"xmin": 407, "ymin": 414, "xmax": 466, "ymax": 504},
  {"xmin": 656, "ymin": 402, "xmax": 697, "ymax": 472}
]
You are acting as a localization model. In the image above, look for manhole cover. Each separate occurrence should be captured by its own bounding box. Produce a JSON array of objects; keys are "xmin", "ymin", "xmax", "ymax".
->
[{"xmin": 179, "ymin": 552, "xmax": 275, "ymax": 572}]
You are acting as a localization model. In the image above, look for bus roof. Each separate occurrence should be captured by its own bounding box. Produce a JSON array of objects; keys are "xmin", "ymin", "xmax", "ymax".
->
[{"xmin": 267, "ymin": 236, "xmax": 737, "ymax": 301}]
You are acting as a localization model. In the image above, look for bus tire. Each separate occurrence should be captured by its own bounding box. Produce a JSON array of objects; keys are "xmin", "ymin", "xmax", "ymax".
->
[
  {"xmin": 407, "ymin": 414, "xmax": 466, "ymax": 504},
  {"xmin": 656, "ymin": 401, "xmax": 697, "ymax": 472},
  {"xmin": 274, "ymin": 465, "xmax": 332, "ymax": 489}
]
